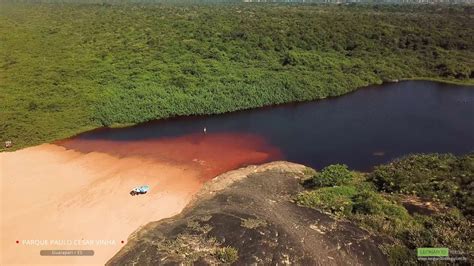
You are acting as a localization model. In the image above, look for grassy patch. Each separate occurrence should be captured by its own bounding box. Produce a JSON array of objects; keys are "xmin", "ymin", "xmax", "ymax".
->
[
  {"xmin": 187, "ymin": 219, "xmax": 213, "ymax": 234},
  {"xmin": 156, "ymin": 234, "xmax": 219, "ymax": 264},
  {"xmin": 379, "ymin": 244, "xmax": 415, "ymax": 266},
  {"xmin": 240, "ymin": 218, "xmax": 267, "ymax": 229},
  {"xmin": 215, "ymin": 246, "xmax": 239, "ymax": 264},
  {"xmin": 156, "ymin": 231, "xmax": 239, "ymax": 264}
]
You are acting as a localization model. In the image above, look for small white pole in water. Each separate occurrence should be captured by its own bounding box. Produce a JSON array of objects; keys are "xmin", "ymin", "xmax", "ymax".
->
[{"xmin": 203, "ymin": 127, "xmax": 207, "ymax": 134}]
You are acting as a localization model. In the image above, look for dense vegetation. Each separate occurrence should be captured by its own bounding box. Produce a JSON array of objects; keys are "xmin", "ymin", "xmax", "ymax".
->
[
  {"xmin": 1, "ymin": 4, "xmax": 473, "ymax": 149},
  {"xmin": 370, "ymin": 153, "xmax": 474, "ymax": 217},
  {"xmin": 296, "ymin": 153, "xmax": 473, "ymax": 264}
]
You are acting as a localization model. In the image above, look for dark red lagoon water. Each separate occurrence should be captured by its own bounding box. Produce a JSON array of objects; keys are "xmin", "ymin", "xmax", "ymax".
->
[{"xmin": 59, "ymin": 81, "xmax": 474, "ymax": 171}]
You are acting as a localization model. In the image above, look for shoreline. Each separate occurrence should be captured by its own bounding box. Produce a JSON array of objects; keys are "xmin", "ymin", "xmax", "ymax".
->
[
  {"xmin": 0, "ymin": 133, "xmax": 280, "ymax": 265},
  {"xmin": 2, "ymin": 79, "xmax": 472, "ymax": 153},
  {"xmin": 0, "ymin": 144, "xmax": 202, "ymax": 265},
  {"xmin": 399, "ymin": 77, "xmax": 474, "ymax": 86}
]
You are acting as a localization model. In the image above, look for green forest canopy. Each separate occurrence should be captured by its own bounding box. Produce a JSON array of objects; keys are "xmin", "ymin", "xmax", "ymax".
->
[{"xmin": 0, "ymin": 4, "xmax": 473, "ymax": 149}]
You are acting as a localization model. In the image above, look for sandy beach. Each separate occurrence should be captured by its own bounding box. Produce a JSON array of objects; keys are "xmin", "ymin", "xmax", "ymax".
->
[{"xmin": 0, "ymin": 133, "xmax": 281, "ymax": 265}]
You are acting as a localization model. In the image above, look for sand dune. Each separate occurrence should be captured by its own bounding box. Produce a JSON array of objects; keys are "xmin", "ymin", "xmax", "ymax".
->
[{"xmin": 0, "ymin": 133, "xmax": 281, "ymax": 265}]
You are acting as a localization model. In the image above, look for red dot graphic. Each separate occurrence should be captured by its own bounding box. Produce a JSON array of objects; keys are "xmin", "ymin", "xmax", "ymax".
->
[
  {"xmin": 16, "ymin": 240, "xmax": 19, "ymax": 244},
  {"xmin": 121, "ymin": 240, "xmax": 124, "ymax": 244}
]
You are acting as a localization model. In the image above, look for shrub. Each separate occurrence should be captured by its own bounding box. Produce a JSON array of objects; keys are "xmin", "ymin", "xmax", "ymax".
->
[
  {"xmin": 312, "ymin": 164, "xmax": 354, "ymax": 187},
  {"xmin": 215, "ymin": 246, "xmax": 238, "ymax": 264},
  {"xmin": 352, "ymin": 191, "xmax": 410, "ymax": 220},
  {"xmin": 352, "ymin": 191, "xmax": 385, "ymax": 215},
  {"xmin": 295, "ymin": 186, "xmax": 358, "ymax": 216}
]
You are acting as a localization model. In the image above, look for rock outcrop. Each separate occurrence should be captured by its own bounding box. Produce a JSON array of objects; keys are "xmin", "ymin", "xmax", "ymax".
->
[{"xmin": 107, "ymin": 161, "xmax": 387, "ymax": 265}]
